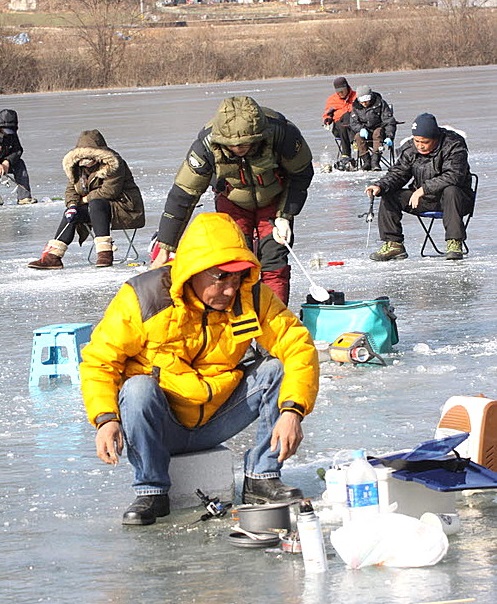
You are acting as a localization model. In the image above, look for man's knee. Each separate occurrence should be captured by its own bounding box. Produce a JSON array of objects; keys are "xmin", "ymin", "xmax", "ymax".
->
[{"xmin": 120, "ymin": 375, "xmax": 161, "ymax": 406}]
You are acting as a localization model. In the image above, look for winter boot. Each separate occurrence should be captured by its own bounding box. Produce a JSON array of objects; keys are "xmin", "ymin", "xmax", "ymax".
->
[
  {"xmin": 445, "ymin": 239, "xmax": 463, "ymax": 260},
  {"xmin": 18, "ymin": 197, "xmax": 37, "ymax": 205},
  {"xmin": 360, "ymin": 153, "xmax": 372, "ymax": 171},
  {"xmin": 28, "ymin": 239, "xmax": 67, "ymax": 270},
  {"xmin": 371, "ymin": 152, "xmax": 382, "ymax": 171},
  {"xmin": 95, "ymin": 236, "xmax": 114, "ymax": 268},
  {"xmin": 370, "ymin": 241, "xmax": 408, "ymax": 262}
]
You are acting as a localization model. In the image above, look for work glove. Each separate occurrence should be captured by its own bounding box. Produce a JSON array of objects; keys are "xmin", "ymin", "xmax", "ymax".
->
[
  {"xmin": 323, "ymin": 116, "xmax": 333, "ymax": 126},
  {"xmin": 272, "ymin": 217, "xmax": 292, "ymax": 245},
  {"xmin": 383, "ymin": 137, "xmax": 393, "ymax": 147},
  {"xmin": 359, "ymin": 128, "xmax": 369, "ymax": 139},
  {"xmin": 65, "ymin": 205, "xmax": 78, "ymax": 222}
]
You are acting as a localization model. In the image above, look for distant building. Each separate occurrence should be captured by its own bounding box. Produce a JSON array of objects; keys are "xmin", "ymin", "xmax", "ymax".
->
[{"xmin": 8, "ymin": 0, "xmax": 37, "ymax": 10}]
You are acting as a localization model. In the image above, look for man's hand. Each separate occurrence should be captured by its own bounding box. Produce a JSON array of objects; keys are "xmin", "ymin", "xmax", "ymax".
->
[
  {"xmin": 270, "ymin": 412, "xmax": 303, "ymax": 463},
  {"xmin": 365, "ymin": 184, "xmax": 381, "ymax": 197},
  {"xmin": 272, "ymin": 217, "xmax": 291, "ymax": 245},
  {"xmin": 409, "ymin": 187, "xmax": 425, "ymax": 209},
  {"xmin": 150, "ymin": 247, "xmax": 170, "ymax": 269},
  {"xmin": 95, "ymin": 421, "xmax": 123, "ymax": 466},
  {"xmin": 0, "ymin": 161, "xmax": 9, "ymax": 176}
]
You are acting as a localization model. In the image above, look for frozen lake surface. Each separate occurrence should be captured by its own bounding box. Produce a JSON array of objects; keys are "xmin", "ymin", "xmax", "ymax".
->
[{"xmin": 1, "ymin": 65, "xmax": 496, "ymax": 603}]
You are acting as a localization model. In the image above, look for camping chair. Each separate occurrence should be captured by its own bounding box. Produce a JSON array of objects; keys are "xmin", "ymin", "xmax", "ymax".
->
[
  {"xmin": 417, "ymin": 173, "xmax": 478, "ymax": 257},
  {"xmin": 333, "ymin": 135, "xmax": 357, "ymax": 171},
  {"xmin": 356, "ymin": 140, "xmax": 395, "ymax": 171},
  {"xmin": 85, "ymin": 225, "xmax": 141, "ymax": 265}
]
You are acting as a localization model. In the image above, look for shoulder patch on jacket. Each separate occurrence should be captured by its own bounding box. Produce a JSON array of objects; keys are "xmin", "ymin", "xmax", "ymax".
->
[
  {"xmin": 127, "ymin": 266, "xmax": 173, "ymax": 322},
  {"xmin": 188, "ymin": 150, "xmax": 205, "ymax": 170}
]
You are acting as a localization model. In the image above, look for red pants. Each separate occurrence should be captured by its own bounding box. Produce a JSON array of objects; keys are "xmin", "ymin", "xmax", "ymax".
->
[{"xmin": 215, "ymin": 194, "xmax": 291, "ymax": 305}]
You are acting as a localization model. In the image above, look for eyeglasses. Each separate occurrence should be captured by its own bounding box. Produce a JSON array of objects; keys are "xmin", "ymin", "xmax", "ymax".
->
[{"xmin": 204, "ymin": 268, "xmax": 245, "ymax": 285}]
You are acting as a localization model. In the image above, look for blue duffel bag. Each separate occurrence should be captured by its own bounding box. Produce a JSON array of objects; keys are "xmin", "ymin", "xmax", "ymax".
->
[{"xmin": 300, "ymin": 296, "xmax": 399, "ymax": 354}]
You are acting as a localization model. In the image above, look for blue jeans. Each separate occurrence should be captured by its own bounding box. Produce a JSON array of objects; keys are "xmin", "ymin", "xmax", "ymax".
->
[{"xmin": 119, "ymin": 356, "xmax": 284, "ymax": 496}]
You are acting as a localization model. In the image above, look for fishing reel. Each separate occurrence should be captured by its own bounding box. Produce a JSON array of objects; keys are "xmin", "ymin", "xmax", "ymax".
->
[
  {"xmin": 328, "ymin": 332, "xmax": 385, "ymax": 366},
  {"xmin": 195, "ymin": 488, "xmax": 232, "ymax": 522}
]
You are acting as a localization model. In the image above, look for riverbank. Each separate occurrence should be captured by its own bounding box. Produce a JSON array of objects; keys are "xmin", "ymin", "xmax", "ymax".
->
[{"xmin": 0, "ymin": 3, "xmax": 495, "ymax": 93}]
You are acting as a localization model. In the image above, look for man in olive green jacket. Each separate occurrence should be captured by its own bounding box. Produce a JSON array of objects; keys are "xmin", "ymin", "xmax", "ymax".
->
[{"xmin": 153, "ymin": 96, "xmax": 314, "ymax": 305}]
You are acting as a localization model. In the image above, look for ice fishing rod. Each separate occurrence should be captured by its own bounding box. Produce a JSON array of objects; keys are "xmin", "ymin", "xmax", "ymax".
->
[
  {"xmin": 1, "ymin": 173, "xmax": 32, "ymax": 197},
  {"xmin": 358, "ymin": 191, "xmax": 375, "ymax": 248}
]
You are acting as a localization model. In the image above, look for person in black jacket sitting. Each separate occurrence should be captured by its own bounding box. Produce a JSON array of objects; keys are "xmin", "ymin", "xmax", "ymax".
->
[
  {"xmin": 350, "ymin": 86, "xmax": 397, "ymax": 171},
  {"xmin": 365, "ymin": 113, "xmax": 474, "ymax": 261},
  {"xmin": 0, "ymin": 109, "xmax": 35, "ymax": 205}
]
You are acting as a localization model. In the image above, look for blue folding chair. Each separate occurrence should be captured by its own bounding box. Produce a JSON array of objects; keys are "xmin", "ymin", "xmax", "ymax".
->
[{"xmin": 417, "ymin": 173, "xmax": 478, "ymax": 257}]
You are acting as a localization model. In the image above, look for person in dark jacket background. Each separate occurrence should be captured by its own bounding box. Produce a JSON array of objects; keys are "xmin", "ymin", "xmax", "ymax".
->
[
  {"xmin": 0, "ymin": 108, "xmax": 34, "ymax": 205},
  {"xmin": 350, "ymin": 85, "xmax": 397, "ymax": 171},
  {"xmin": 365, "ymin": 113, "xmax": 474, "ymax": 261},
  {"xmin": 28, "ymin": 129, "xmax": 144, "ymax": 270},
  {"xmin": 152, "ymin": 96, "xmax": 314, "ymax": 305}
]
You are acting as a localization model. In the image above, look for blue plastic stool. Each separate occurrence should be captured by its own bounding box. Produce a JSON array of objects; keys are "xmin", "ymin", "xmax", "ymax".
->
[{"xmin": 29, "ymin": 323, "xmax": 93, "ymax": 387}]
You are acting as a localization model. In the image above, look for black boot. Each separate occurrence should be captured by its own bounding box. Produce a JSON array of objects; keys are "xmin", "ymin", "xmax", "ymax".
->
[
  {"xmin": 242, "ymin": 477, "xmax": 303, "ymax": 505},
  {"xmin": 122, "ymin": 495, "xmax": 170, "ymax": 526},
  {"xmin": 371, "ymin": 152, "xmax": 382, "ymax": 171},
  {"xmin": 361, "ymin": 153, "xmax": 371, "ymax": 171}
]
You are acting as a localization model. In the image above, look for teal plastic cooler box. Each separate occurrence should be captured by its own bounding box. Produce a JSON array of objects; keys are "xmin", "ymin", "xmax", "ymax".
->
[{"xmin": 300, "ymin": 298, "xmax": 399, "ymax": 354}]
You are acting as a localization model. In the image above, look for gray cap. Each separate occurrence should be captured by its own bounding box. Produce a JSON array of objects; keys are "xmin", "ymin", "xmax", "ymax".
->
[{"xmin": 356, "ymin": 85, "xmax": 372, "ymax": 102}]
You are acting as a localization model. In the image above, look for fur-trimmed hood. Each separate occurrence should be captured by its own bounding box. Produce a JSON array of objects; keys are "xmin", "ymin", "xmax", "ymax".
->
[{"xmin": 62, "ymin": 129, "xmax": 120, "ymax": 181}]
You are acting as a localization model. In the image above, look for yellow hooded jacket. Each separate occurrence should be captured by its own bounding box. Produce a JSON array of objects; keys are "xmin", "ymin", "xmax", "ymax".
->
[{"xmin": 80, "ymin": 213, "xmax": 319, "ymax": 429}]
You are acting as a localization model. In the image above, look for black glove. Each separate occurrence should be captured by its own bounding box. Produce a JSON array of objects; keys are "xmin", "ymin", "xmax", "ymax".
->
[{"xmin": 323, "ymin": 116, "xmax": 333, "ymax": 126}]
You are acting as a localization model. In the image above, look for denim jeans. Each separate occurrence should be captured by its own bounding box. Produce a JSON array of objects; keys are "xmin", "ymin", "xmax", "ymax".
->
[{"xmin": 118, "ymin": 356, "xmax": 284, "ymax": 496}]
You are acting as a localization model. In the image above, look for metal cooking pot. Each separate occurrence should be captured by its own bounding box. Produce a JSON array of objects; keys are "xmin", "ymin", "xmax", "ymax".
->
[{"xmin": 232, "ymin": 503, "xmax": 292, "ymax": 533}]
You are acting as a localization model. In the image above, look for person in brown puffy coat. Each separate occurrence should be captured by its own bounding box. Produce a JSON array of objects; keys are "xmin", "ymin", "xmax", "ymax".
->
[{"xmin": 28, "ymin": 130, "xmax": 144, "ymax": 270}]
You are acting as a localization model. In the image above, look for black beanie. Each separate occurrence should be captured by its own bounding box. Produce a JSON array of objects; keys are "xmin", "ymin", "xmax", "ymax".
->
[
  {"xmin": 333, "ymin": 76, "xmax": 349, "ymax": 91},
  {"xmin": 412, "ymin": 113, "xmax": 440, "ymax": 139}
]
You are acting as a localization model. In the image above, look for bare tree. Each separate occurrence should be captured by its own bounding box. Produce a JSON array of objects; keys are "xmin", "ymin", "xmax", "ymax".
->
[{"xmin": 69, "ymin": 0, "xmax": 139, "ymax": 88}]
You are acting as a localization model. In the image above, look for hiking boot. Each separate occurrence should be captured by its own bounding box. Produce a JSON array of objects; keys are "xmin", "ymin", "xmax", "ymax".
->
[
  {"xmin": 95, "ymin": 250, "xmax": 113, "ymax": 268},
  {"xmin": 446, "ymin": 239, "xmax": 463, "ymax": 260},
  {"xmin": 28, "ymin": 253, "xmax": 64, "ymax": 270},
  {"xmin": 371, "ymin": 152, "xmax": 382, "ymax": 171},
  {"xmin": 122, "ymin": 495, "xmax": 170, "ymax": 526},
  {"xmin": 370, "ymin": 241, "xmax": 408, "ymax": 262},
  {"xmin": 242, "ymin": 476, "xmax": 303, "ymax": 505},
  {"xmin": 18, "ymin": 197, "xmax": 37, "ymax": 205},
  {"xmin": 360, "ymin": 153, "xmax": 371, "ymax": 171}
]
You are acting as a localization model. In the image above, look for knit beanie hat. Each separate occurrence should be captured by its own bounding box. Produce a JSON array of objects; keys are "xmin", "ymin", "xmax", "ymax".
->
[
  {"xmin": 356, "ymin": 85, "xmax": 372, "ymax": 102},
  {"xmin": 412, "ymin": 113, "xmax": 440, "ymax": 139},
  {"xmin": 333, "ymin": 77, "xmax": 349, "ymax": 92}
]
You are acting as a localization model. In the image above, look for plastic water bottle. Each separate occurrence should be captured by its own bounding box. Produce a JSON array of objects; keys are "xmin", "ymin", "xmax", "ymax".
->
[
  {"xmin": 324, "ymin": 466, "xmax": 348, "ymax": 522},
  {"xmin": 345, "ymin": 449, "xmax": 380, "ymax": 520},
  {"xmin": 297, "ymin": 499, "xmax": 329, "ymax": 573}
]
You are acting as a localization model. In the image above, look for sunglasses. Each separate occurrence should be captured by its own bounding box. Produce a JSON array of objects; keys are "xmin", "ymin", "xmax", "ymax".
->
[{"xmin": 204, "ymin": 268, "xmax": 247, "ymax": 284}]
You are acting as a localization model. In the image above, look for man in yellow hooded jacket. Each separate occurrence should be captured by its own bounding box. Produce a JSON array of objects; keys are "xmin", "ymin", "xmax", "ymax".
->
[{"xmin": 80, "ymin": 212, "xmax": 319, "ymax": 525}]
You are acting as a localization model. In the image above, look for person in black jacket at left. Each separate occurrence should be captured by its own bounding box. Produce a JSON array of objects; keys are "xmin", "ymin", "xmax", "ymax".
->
[
  {"xmin": 350, "ymin": 86, "xmax": 397, "ymax": 172},
  {"xmin": 0, "ymin": 109, "xmax": 34, "ymax": 204}
]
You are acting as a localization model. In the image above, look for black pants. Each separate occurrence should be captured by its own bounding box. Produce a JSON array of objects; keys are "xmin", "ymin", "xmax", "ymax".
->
[
  {"xmin": 9, "ymin": 158, "xmax": 31, "ymax": 200},
  {"xmin": 378, "ymin": 186, "xmax": 474, "ymax": 243},
  {"xmin": 54, "ymin": 198, "xmax": 112, "ymax": 245},
  {"xmin": 332, "ymin": 113, "xmax": 353, "ymax": 157}
]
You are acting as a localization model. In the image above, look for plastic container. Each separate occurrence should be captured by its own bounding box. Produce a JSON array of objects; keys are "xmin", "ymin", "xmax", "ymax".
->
[
  {"xmin": 296, "ymin": 500, "xmax": 329, "ymax": 573},
  {"xmin": 345, "ymin": 449, "xmax": 380, "ymax": 521}
]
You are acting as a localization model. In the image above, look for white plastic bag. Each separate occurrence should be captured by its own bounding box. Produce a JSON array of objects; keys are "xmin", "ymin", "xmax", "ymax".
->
[{"xmin": 330, "ymin": 513, "xmax": 449, "ymax": 569}]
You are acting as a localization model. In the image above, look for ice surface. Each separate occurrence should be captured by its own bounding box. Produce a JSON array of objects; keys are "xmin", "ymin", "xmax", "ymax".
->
[{"xmin": 1, "ymin": 66, "xmax": 496, "ymax": 603}]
